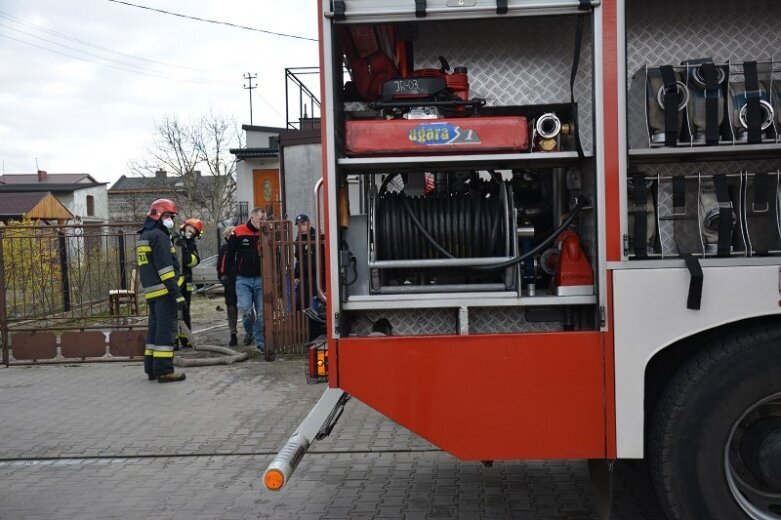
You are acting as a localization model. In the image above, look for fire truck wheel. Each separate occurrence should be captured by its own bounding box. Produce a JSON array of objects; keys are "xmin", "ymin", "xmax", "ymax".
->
[{"xmin": 648, "ymin": 324, "xmax": 781, "ymax": 520}]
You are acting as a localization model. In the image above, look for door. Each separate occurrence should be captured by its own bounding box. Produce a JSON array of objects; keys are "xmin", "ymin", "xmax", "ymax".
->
[{"xmin": 252, "ymin": 169, "xmax": 282, "ymax": 218}]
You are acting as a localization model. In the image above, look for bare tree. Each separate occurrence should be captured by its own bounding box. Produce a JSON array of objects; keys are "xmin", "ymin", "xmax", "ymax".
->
[
  {"xmin": 128, "ymin": 112, "xmax": 242, "ymax": 226},
  {"xmin": 192, "ymin": 111, "xmax": 240, "ymax": 224}
]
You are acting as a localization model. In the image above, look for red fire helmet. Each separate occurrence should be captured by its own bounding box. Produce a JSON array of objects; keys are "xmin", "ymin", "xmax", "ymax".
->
[
  {"xmin": 180, "ymin": 218, "xmax": 204, "ymax": 237},
  {"xmin": 147, "ymin": 198, "xmax": 178, "ymax": 220}
]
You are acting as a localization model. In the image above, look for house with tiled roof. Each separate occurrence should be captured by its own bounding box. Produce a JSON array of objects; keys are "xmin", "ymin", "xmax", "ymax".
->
[
  {"xmin": 0, "ymin": 171, "xmax": 108, "ymax": 223},
  {"xmin": 108, "ymin": 169, "xmax": 223, "ymax": 223},
  {"xmin": 0, "ymin": 192, "xmax": 74, "ymax": 223}
]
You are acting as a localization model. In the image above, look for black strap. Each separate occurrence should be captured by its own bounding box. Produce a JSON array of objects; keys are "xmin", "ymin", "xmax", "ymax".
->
[
  {"xmin": 415, "ymin": 0, "xmax": 427, "ymax": 18},
  {"xmin": 570, "ymin": 7, "xmax": 590, "ymax": 159},
  {"xmin": 633, "ymin": 174, "xmax": 648, "ymax": 258},
  {"xmin": 497, "ymin": 0, "xmax": 508, "ymax": 14},
  {"xmin": 660, "ymin": 65, "xmax": 680, "ymax": 147},
  {"xmin": 744, "ymin": 61, "xmax": 762, "ymax": 144},
  {"xmin": 753, "ymin": 172, "xmax": 769, "ymax": 213},
  {"xmin": 333, "ymin": 0, "xmax": 346, "ymax": 20},
  {"xmin": 682, "ymin": 254, "xmax": 703, "ymax": 310},
  {"xmin": 700, "ymin": 63, "xmax": 721, "ymax": 145},
  {"xmin": 713, "ymin": 174, "xmax": 732, "ymax": 257},
  {"xmin": 673, "ymin": 176, "xmax": 686, "ymax": 215}
]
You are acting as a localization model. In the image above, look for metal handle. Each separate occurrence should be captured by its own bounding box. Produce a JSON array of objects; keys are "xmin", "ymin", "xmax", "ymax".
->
[{"xmin": 314, "ymin": 178, "xmax": 326, "ymax": 301}]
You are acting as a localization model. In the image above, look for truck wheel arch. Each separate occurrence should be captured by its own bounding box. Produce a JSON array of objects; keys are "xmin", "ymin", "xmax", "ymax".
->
[{"xmin": 643, "ymin": 317, "xmax": 781, "ymax": 519}]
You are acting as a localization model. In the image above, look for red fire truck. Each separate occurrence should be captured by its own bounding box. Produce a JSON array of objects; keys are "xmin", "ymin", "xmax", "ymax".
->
[{"xmin": 265, "ymin": 1, "xmax": 781, "ymax": 518}]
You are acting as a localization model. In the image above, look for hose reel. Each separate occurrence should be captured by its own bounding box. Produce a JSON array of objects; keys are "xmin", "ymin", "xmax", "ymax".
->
[{"xmin": 368, "ymin": 175, "xmax": 517, "ymax": 293}]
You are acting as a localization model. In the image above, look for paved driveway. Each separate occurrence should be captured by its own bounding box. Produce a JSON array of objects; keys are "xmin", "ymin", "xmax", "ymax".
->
[{"xmin": 0, "ymin": 360, "xmax": 667, "ymax": 520}]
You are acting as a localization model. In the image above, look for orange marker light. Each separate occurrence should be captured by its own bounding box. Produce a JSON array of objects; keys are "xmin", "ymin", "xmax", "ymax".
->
[{"xmin": 264, "ymin": 469, "xmax": 285, "ymax": 491}]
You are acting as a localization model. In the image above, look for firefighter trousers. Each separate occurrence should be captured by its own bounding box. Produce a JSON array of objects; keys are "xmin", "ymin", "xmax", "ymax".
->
[{"xmin": 144, "ymin": 294, "xmax": 178, "ymax": 377}]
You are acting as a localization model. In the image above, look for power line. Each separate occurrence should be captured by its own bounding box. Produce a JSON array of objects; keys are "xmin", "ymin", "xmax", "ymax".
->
[
  {"xmin": 104, "ymin": 0, "xmax": 318, "ymax": 42},
  {"xmin": 0, "ymin": 10, "xmax": 212, "ymax": 73},
  {"xmin": 0, "ymin": 22, "xmax": 222, "ymax": 83},
  {"xmin": 0, "ymin": 32, "xmax": 231, "ymax": 85}
]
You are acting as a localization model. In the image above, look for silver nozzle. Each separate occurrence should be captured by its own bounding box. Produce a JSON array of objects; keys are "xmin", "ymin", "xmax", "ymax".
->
[{"xmin": 535, "ymin": 113, "xmax": 562, "ymax": 139}]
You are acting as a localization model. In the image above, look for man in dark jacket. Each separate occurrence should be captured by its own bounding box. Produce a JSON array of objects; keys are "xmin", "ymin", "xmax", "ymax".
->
[
  {"xmin": 294, "ymin": 214, "xmax": 325, "ymax": 342},
  {"xmin": 174, "ymin": 218, "xmax": 202, "ymax": 349},
  {"xmin": 217, "ymin": 225, "xmax": 238, "ymax": 346},
  {"xmin": 224, "ymin": 207, "xmax": 267, "ymax": 351},
  {"xmin": 137, "ymin": 198, "xmax": 186, "ymax": 383}
]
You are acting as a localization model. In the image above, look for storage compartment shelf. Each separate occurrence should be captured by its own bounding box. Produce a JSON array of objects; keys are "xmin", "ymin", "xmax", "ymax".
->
[
  {"xmin": 327, "ymin": 0, "xmax": 600, "ymax": 24},
  {"xmin": 629, "ymin": 143, "xmax": 781, "ymax": 164},
  {"xmin": 337, "ymin": 151, "xmax": 591, "ymax": 172},
  {"xmin": 342, "ymin": 291, "xmax": 596, "ymax": 310}
]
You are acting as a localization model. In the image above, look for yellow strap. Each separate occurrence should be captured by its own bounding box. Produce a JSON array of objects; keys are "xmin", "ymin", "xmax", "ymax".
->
[
  {"xmin": 177, "ymin": 276, "xmax": 184, "ymax": 286},
  {"xmin": 187, "ymin": 255, "xmax": 199, "ymax": 268},
  {"xmin": 144, "ymin": 349, "xmax": 154, "ymax": 356},
  {"xmin": 137, "ymin": 245, "xmax": 152, "ymax": 252},
  {"xmin": 144, "ymin": 288, "xmax": 169, "ymax": 299},
  {"xmin": 160, "ymin": 271, "xmax": 176, "ymax": 281},
  {"xmin": 153, "ymin": 351, "xmax": 174, "ymax": 358}
]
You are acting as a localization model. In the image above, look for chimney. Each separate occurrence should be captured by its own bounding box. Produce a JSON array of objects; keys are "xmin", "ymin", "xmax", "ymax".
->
[
  {"xmin": 37, "ymin": 170, "xmax": 48, "ymax": 182},
  {"xmin": 155, "ymin": 169, "xmax": 167, "ymax": 179}
]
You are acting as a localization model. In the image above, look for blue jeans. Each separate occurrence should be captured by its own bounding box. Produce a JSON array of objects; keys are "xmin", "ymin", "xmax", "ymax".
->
[{"xmin": 235, "ymin": 275, "xmax": 264, "ymax": 347}]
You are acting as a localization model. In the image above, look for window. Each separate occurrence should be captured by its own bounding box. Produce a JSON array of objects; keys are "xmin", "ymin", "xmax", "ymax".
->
[{"xmin": 86, "ymin": 195, "xmax": 95, "ymax": 217}]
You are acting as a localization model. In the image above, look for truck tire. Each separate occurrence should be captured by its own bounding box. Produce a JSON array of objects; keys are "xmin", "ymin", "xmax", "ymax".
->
[{"xmin": 648, "ymin": 324, "xmax": 781, "ymax": 520}]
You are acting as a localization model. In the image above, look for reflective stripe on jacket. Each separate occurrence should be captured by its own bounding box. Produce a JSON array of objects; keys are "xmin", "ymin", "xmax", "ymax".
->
[{"xmin": 138, "ymin": 223, "xmax": 182, "ymax": 300}]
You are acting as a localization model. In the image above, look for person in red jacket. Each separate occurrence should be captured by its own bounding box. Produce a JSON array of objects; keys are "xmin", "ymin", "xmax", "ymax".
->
[{"xmin": 224, "ymin": 207, "xmax": 268, "ymax": 351}]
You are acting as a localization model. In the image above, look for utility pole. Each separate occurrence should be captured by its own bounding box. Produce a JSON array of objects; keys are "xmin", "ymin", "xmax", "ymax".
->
[{"xmin": 243, "ymin": 73, "xmax": 258, "ymax": 125}]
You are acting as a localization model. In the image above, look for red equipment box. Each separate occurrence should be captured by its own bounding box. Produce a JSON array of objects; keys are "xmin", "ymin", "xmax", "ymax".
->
[{"xmin": 345, "ymin": 116, "xmax": 529, "ymax": 156}]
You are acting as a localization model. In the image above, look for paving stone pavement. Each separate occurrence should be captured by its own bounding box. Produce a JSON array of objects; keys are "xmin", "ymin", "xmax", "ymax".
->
[{"xmin": 0, "ymin": 359, "xmax": 668, "ymax": 520}]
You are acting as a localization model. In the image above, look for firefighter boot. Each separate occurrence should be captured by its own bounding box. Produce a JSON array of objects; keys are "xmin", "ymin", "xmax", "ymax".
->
[
  {"xmin": 157, "ymin": 372, "xmax": 186, "ymax": 383},
  {"xmin": 229, "ymin": 334, "xmax": 238, "ymax": 347}
]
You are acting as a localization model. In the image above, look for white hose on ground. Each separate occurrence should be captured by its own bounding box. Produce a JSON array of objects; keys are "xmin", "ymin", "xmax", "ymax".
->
[
  {"xmin": 174, "ymin": 344, "xmax": 249, "ymax": 367},
  {"xmin": 174, "ymin": 320, "xmax": 250, "ymax": 367}
]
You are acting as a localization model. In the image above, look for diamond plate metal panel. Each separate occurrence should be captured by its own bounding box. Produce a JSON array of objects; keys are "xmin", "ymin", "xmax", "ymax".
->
[
  {"xmin": 657, "ymin": 179, "xmax": 678, "ymax": 257},
  {"xmin": 415, "ymin": 16, "xmax": 594, "ymax": 151},
  {"xmin": 626, "ymin": 1, "xmax": 781, "ymax": 81},
  {"xmin": 347, "ymin": 308, "xmax": 457, "ymax": 336},
  {"xmin": 625, "ymin": 0, "xmax": 781, "ymax": 147},
  {"xmin": 469, "ymin": 307, "xmax": 564, "ymax": 334}
]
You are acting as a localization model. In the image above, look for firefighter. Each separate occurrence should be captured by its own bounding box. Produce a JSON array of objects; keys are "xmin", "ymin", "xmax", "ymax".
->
[
  {"xmin": 137, "ymin": 198, "xmax": 186, "ymax": 383},
  {"xmin": 175, "ymin": 218, "xmax": 203, "ymax": 349}
]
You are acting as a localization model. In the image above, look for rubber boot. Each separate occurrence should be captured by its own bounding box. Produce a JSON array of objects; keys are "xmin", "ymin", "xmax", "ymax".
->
[
  {"xmin": 157, "ymin": 372, "xmax": 186, "ymax": 383},
  {"xmin": 229, "ymin": 334, "xmax": 238, "ymax": 347}
]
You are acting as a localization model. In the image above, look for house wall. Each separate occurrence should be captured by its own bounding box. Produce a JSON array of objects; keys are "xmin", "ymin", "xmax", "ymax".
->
[
  {"xmin": 282, "ymin": 143, "xmax": 322, "ymax": 223},
  {"xmin": 69, "ymin": 185, "xmax": 108, "ymax": 223},
  {"xmin": 108, "ymin": 192, "xmax": 154, "ymax": 223},
  {"xmin": 245, "ymin": 130, "xmax": 278, "ymax": 148},
  {"xmin": 235, "ymin": 157, "xmax": 280, "ymax": 214}
]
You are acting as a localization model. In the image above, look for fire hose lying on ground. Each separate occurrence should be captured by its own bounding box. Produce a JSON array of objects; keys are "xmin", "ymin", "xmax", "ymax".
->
[{"xmin": 173, "ymin": 321, "xmax": 250, "ymax": 367}]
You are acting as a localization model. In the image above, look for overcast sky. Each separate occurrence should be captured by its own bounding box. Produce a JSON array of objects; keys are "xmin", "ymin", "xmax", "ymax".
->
[{"xmin": 0, "ymin": 0, "xmax": 319, "ymax": 186}]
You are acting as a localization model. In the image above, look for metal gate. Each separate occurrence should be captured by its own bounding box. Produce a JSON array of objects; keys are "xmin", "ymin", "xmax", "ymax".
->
[
  {"xmin": 0, "ymin": 223, "xmax": 147, "ymax": 366},
  {"xmin": 260, "ymin": 219, "xmax": 323, "ymax": 356}
]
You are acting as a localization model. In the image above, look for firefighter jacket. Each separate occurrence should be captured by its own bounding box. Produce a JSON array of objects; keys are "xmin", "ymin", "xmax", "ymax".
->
[
  {"xmin": 137, "ymin": 218, "xmax": 184, "ymax": 301},
  {"xmin": 224, "ymin": 221, "xmax": 263, "ymax": 278},
  {"xmin": 175, "ymin": 235, "xmax": 201, "ymax": 293}
]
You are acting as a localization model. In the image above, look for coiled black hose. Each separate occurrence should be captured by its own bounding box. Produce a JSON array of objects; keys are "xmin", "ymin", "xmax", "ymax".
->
[{"xmin": 376, "ymin": 192, "xmax": 508, "ymax": 260}]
